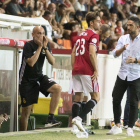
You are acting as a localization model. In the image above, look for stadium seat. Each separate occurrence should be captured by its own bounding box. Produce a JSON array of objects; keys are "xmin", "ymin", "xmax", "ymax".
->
[{"xmin": 57, "ymin": 39, "xmax": 71, "ymax": 49}]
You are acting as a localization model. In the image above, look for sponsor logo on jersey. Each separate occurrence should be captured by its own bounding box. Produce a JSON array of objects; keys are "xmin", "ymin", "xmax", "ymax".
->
[
  {"xmin": 92, "ymin": 38, "xmax": 97, "ymax": 44},
  {"xmin": 79, "ymin": 32, "xmax": 88, "ymax": 36}
]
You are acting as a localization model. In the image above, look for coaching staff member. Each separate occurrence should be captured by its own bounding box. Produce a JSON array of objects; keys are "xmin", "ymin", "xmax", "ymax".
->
[
  {"xmin": 107, "ymin": 16, "xmax": 140, "ymax": 137},
  {"xmin": 19, "ymin": 26, "xmax": 62, "ymax": 131}
]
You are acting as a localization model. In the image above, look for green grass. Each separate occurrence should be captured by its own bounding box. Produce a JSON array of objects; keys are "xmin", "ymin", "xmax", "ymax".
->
[{"xmin": 0, "ymin": 129, "xmax": 140, "ymax": 140}]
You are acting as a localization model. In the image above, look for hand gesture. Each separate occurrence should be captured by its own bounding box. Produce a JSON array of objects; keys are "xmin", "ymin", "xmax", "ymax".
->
[
  {"xmin": 91, "ymin": 71, "xmax": 98, "ymax": 82},
  {"xmin": 126, "ymin": 56, "xmax": 135, "ymax": 64},
  {"xmin": 43, "ymin": 36, "xmax": 48, "ymax": 48},
  {"xmin": 123, "ymin": 44, "xmax": 129, "ymax": 50},
  {"xmin": 34, "ymin": 37, "xmax": 42, "ymax": 47}
]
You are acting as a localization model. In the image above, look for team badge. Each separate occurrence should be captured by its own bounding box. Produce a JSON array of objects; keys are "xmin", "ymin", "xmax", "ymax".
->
[
  {"xmin": 42, "ymin": 49, "xmax": 46, "ymax": 54},
  {"xmin": 23, "ymin": 98, "xmax": 26, "ymax": 104},
  {"xmin": 92, "ymin": 38, "xmax": 97, "ymax": 43}
]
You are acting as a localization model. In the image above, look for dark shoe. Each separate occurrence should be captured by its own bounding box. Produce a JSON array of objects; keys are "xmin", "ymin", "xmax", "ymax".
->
[{"xmin": 45, "ymin": 118, "xmax": 62, "ymax": 128}]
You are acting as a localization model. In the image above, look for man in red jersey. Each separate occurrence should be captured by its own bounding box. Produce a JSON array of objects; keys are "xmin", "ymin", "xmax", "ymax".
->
[{"xmin": 71, "ymin": 11, "xmax": 101, "ymax": 133}]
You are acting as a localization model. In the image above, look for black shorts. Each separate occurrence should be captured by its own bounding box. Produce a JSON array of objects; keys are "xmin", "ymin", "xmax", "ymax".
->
[{"xmin": 19, "ymin": 75, "xmax": 57, "ymax": 107}]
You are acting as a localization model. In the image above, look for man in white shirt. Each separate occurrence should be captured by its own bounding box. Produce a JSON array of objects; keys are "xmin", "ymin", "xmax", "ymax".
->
[
  {"xmin": 74, "ymin": 0, "xmax": 86, "ymax": 11},
  {"xmin": 107, "ymin": 16, "xmax": 140, "ymax": 137}
]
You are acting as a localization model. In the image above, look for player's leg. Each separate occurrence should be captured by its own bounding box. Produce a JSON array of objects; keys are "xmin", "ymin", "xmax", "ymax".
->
[
  {"xmin": 127, "ymin": 79, "xmax": 140, "ymax": 136},
  {"xmin": 135, "ymin": 100, "xmax": 140, "ymax": 127},
  {"xmin": 79, "ymin": 92, "xmax": 100, "ymax": 120},
  {"xmin": 71, "ymin": 75, "xmax": 84, "ymax": 119},
  {"xmin": 81, "ymin": 96, "xmax": 88, "ymax": 123},
  {"xmin": 39, "ymin": 75, "xmax": 61, "ymax": 127},
  {"xmin": 71, "ymin": 75, "xmax": 87, "ymax": 132},
  {"xmin": 48, "ymin": 84, "xmax": 61, "ymax": 114},
  {"xmin": 72, "ymin": 75, "xmax": 99, "ymax": 132},
  {"xmin": 46, "ymin": 84, "xmax": 62, "ymax": 127},
  {"xmin": 123, "ymin": 87, "xmax": 130, "ymax": 129},
  {"xmin": 20, "ymin": 105, "xmax": 32, "ymax": 131},
  {"xmin": 72, "ymin": 92, "xmax": 84, "ymax": 118},
  {"xmin": 76, "ymin": 75, "xmax": 99, "ymax": 120},
  {"xmin": 71, "ymin": 92, "xmax": 84, "ymax": 134},
  {"xmin": 82, "ymin": 96, "xmax": 88, "ymax": 110},
  {"xmin": 107, "ymin": 76, "xmax": 128, "ymax": 135},
  {"xmin": 19, "ymin": 80, "xmax": 40, "ymax": 131}
]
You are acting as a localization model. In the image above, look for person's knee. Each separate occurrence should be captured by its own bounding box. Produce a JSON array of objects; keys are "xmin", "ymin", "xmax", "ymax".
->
[
  {"xmin": 113, "ymin": 98, "xmax": 121, "ymax": 106},
  {"xmin": 74, "ymin": 95, "xmax": 83, "ymax": 102},
  {"xmin": 91, "ymin": 92, "xmax": 100, "ymax": 103},
  {"xmin": 130, "ymin": 100, "xmax": 138, "ymax": 109},
  {"xmin": 83, "ymin": 96, "xmax": 88, "ymax": 102},
  {"xmin": 51, "ymin": 84, "xmax": 62, "ymax": 94},
  {"xmin": 74, "ymin": 93, "xmax": 84, "ymax": 102}
]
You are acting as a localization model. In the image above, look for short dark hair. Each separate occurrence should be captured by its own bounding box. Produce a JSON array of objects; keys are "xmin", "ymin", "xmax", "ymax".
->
[
  {"xmin": 86, "ymin": 12, "xmax": 100, "ymax": 27},
  {"xmin": 107, "ymin": 38, "xmax": 118, "ymax": 50},
  {"xmin": 100, "ymin": 24, "xmax": 110, "ymax": 34},
  {"xmin": 128, "ymin": 16, "xmax": 140, "ymax": 27},
  {"xmin": 59, "ymin": 4, "xmax": 67, "ymax": 8},
  {"xmin": 70, "ymin": 22, "xmax": 79, "ymax": 31},
  {"xmin": 116, "ymin": 20, "xmax": 122, "ymax": 25},
  {"xmin": 43, "ymin": 10, "xmax": 51, "ymax": 17}
]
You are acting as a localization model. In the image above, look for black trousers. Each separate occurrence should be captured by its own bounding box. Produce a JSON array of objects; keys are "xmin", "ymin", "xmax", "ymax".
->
[{"xmin": 112, "ymin": 76, "xmax": 140, "ymax": 128}]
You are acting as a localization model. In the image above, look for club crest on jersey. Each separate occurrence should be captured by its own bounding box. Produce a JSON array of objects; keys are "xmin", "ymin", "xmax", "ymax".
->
[
  {"xmin": 42, "ymin": 49, "xmax": 46, "ymax": 54},
  {"xmin": 79, "ymin": 32, "xmax": 88, "ymax": 36},
  {"xmin": 92, "ymin": 38, "xmax": 97, "ymax": 44}
]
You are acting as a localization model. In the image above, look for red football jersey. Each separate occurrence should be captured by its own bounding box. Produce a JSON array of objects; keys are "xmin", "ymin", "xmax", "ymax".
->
[
  {"xmin": 115, "ymin": 27, "xmax": 121, "ymax": 34},
  {"xmin": 70, "ymin": 31, "xmax": 78, "ymax": 49},
  {"xmin": 72, "ymin": 28, "xmax": 99, "ymax": 75}
]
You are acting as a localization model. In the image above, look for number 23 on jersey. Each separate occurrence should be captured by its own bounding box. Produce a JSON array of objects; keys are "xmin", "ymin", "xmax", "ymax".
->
[{"xmin": 75, "ymin": 38, "xmax": 85, "ymax": 56}]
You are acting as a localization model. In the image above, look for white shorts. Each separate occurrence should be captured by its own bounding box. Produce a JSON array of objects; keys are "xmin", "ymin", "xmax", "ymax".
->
[{"xmin": 72, "ymin": 75, "xmax": 99, "ymax": 95}]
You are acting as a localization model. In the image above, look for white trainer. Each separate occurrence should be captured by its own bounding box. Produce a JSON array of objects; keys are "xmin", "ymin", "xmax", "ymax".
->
[
  {"xmin": 76, "ymin": 131, "xmax": 88, "ymax": 138},
  {"xmin": 72, "ymin": 116, "xmax": 85, "ymax": 132},
  {"xmin": 106, "ymin": 125, "xmax": 122, "ymax": 135},
  {"xmin": 71, "ymin": 124, "xmax": 80, "ymax": 134},
  {"xmin": 127, "ymin": 127, "xmax": 135, "ymax": 137}
]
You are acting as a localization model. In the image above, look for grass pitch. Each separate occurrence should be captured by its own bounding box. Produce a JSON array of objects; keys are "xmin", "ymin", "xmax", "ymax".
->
[{"xmin": 0, "ymin": 129, "xmax": 140, "ymax": 140}]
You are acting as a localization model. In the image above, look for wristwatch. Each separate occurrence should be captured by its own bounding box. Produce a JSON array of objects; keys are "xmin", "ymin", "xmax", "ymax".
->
[{"xmin": 134, "ymin": 58, "xmax": 138, "ymax": 63}]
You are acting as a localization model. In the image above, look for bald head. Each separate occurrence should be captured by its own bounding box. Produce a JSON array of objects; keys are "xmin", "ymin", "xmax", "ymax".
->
[
  {"xmin": 32, "ymin": 26, "xmax": 45, "ymax": 42},
  {"xmin": 48, "ymin": 3, "xmax": 56, "ymax": 14},
  {"xmin": 32, "ymin": 26, "xmax": 44, "ymax": 34},
  {"xmin": 48, "ymin": 3, "xmax": 56, "ymax": 8}
]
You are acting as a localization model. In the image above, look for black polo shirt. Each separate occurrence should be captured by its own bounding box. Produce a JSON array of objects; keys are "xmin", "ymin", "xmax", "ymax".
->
[{"xmin": 19, "ymin": 40, "xmax": 52, "ymax": 84}]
